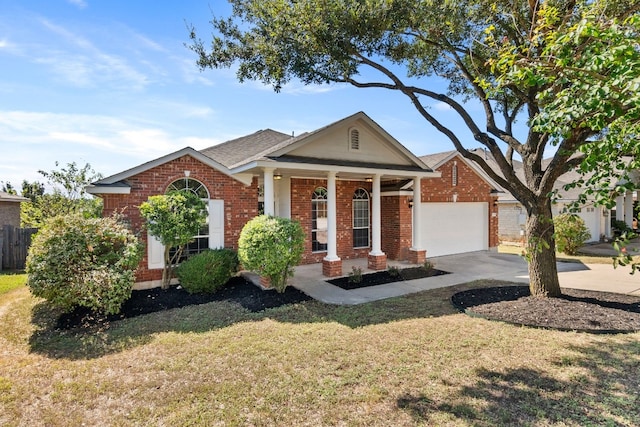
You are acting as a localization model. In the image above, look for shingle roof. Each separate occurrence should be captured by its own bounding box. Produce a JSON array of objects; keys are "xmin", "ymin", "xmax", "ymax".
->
[{"xmin": 199, "ymin": 129, "xmax": 293, "ymax": 169}]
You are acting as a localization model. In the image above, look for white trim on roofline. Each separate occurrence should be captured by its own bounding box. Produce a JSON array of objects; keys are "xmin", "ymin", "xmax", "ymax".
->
[
  {"xmin": 91, "ymin": 147, "xmax": 253, "ymax": 189},
  {"xmin": 232, "ymin": 160, "xmax": 441, "ymax": 179},
  {"xmin": 267, "ymin": 111, "xmax": 432, "ymax": 171},
  {"xmin": 428, "ymin": 151, "xmax": 504, "ymax": 193},
  {"xmin": 86, "ymin": 185, "xmax": 131, "ymax": 195}
]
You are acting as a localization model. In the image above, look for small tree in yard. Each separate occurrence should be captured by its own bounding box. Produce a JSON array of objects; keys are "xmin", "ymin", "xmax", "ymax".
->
[
  {"xmin": 238, "ymin": 215, "xmax": 305, "ymax": 293},
  {"xmin": 553, "ymin": 214, "xmax": 591, "ymax": 256},
  {"xmin": 139, "ymin": 191, "xmax": 207, "ymax": 289},
  {"xmin": 26, "ymin": 214, "xmax": 142, "ymax": 315}
]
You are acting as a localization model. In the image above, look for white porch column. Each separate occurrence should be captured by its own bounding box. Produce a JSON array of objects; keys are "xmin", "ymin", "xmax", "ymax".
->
[
  {"xmin": 604, "ymin": 209, "xmax": 612, "ymax": 238},
  {"xmin": 616, "ymin": 195, "xmax": 625, "ymax": 221},
  {"xmin": 324, "ymin": 171, "xmax": 339, "ymax": 261},
  {"xmin": 370, "ymin": 174, "xmax": 384, "ymax": 256},
  {"xmin": 263, "ymin": 168, "xmax": 275, "ymax": 216},
  {"xmin": 411, "ymin": 176, "xmax": 423, "ymax": 250},
  {"xmin": 624, "ymin": 191, "xmax": 634, "ymax": 228}
]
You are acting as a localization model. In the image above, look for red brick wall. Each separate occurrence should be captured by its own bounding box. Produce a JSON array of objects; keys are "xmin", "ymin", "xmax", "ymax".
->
[
  {"xmin": 290, "ymin": 178, "xmax": 373, "ymax": 264},
  {"xmin": 421, "ymin": 157, "xmax": 499, "ymax": 248},
  {"xmin": 99, "ymin": 155, "xmax": 259, "ymax": 283},
  {"xmin": 381, "ymin": 195, "xmax": 413, "ymax": 260}
]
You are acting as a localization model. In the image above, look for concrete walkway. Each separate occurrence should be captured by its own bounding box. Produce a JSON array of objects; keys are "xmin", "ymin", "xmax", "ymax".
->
[{"xmin": 288, "ymin": 250, "xmax": 640, "ymax": 305}]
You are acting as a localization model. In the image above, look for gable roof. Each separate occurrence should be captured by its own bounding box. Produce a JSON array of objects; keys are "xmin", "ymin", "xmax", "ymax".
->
[
  {"xmin": 424, "ymin": 148, "xmax": 613, "ymax": 203},
  {"xmin": 88, "ymin": 112, "xmax": 437, "ymax": 195},
  {"xmin": 87, "ymin": 146, "xmax": 253, "ymax": 195},
  {"xmin": 264, "ymin": 111, "xmax": 431, "ymax": 171},
  {"xmin": 419, "ymin": 149, "xmax": 504, "ymax": 192},
  {"xmin": 199, "ymin": 111, "xmax": 432, "ymax": 173},
  {"xmin": 0, "ymin": 191, "xmax": 28, "ymax": 203}
]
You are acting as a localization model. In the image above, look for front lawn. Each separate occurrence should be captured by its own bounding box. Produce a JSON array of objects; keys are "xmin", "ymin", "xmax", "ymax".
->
[
  {"xmin": 1, "ymin": 279, "xmax": 639, "ymax": 426},
  {"xmin": 0, "ymin": 271, "xmax": 27, "ymax": 295}
]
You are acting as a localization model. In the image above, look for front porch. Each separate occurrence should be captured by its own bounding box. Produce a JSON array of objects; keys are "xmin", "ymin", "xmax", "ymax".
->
[{"xmin": 244, "ymin": 257, "xmax": 436, "ymax": 305}]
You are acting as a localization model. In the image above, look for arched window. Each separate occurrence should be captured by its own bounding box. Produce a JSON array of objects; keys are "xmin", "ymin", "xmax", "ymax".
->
[
  {"xmin": 312, "ymin": 187, "xmax": 328, "ymax": 252},
  {"xmin": 166, "ymin": 178, "xmax": 210, "ymax": 262},
  {"xmin": 167, "ymin": 177, "xmax": 209, "ymax": 198},
  {"xmin": 353, "ymin": 188, "xmax": 370, "ymax": 248}
]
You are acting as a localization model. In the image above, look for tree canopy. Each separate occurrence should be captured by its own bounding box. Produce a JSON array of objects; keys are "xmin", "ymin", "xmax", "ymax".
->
[
  {"xmin": 189, "ymin": 0, "xmax": 640, "ymax": 297},
  {"xmin": 20, "ymin": 162, "xmax": 103, "ymax": 228}
]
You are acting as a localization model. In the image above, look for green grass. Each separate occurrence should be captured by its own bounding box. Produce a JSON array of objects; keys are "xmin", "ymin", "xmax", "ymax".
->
[
  {"xmin": 1, "ymin": 280, "xmax": 639, "ymax": 426},
  {"xmin": 0, "ymin": 271, "xmax": 27, "ymax": 295},
  {"xmin": 497, "ymin": 244, "xmax": 638, "ymax": 265}
]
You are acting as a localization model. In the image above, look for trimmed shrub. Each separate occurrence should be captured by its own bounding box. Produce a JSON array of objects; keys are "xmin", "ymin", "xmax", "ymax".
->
[
  {"xmin": 176, "ymin": 249, "xmax": 239, "ymax": 294},
  {"xmin": 238, "ymin": 215, "xmax": 305, "ymax": 293},
  {"xmin": 26, "ymin": 214, "xmax": 142, "ymax": 315},
  {"xmin": 553, "ymin": 213, "xmax": 591, "ymax": 255},
  {"xmin": 139, "ymin": 191, "xmax": 207, "ymax": 289}
]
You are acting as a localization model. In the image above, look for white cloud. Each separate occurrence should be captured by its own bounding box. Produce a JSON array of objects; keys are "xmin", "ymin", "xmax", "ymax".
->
[
  {"xmin": 0, "ymin": 110, "xmax": 213, "ymax": 185},
  {"xmin": 26, "ymin": 18, "xmax": 151, "ymax": 90},
  {"xmin": 67, "ymin": 0, "xmax": 88, "ymax": 9},
  {"xmin": 433, "ymin": 102, "xmax": 452, "ymax": 111}
]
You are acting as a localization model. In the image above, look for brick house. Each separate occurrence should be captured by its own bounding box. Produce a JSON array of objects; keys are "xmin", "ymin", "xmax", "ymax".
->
[
  {"xmin": 88, "ymin": 112, "xmax": 498, "ymax": 289},
  {"xmin": 0, "ymin": 191, "xmax": 28, "ymax": 228}
]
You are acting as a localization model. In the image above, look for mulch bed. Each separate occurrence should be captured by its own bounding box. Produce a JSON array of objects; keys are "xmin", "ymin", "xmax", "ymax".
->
[
  {"xmin": 56, "ymin": 277, "xmax": 312, "ymax": 330},
  {"xmin": 451, "ymin": 285, "xmax": 640, "ymax": 333},
  {"xmin": 327, "ymin": 266, "xmax": 449, "ymax": 290}
]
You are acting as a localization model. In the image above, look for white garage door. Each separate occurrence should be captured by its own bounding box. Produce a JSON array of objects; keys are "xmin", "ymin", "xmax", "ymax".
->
[{"xmin": 420, "ymin": 202, "xmax": 488, "ymax": 257}]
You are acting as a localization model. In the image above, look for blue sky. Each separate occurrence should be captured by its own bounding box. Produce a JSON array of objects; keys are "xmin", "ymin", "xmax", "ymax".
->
[{"xmin": 0, "ymin": 0, "xmax": 482, "ymax": 190}]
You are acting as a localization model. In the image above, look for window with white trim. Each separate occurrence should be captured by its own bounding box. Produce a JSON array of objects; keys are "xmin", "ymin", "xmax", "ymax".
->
[
  {"xmin": 353, "ymin": 188, "xmax": 370, "ymax": 248},
  {"xmin": 312, "ymin": 187, "xmax": 328, "ymax": 252},
  {"xmin": 167, "ymin": 177, "xmax": 210, "ymax": 262}
]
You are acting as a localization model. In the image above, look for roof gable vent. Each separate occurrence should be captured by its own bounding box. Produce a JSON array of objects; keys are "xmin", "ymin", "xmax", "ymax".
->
[{"xmin": 349, "ymin": 128, "xmax": 360, "ymax": 151}]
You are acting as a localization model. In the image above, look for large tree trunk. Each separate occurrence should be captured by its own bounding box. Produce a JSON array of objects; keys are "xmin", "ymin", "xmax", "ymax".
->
[{"xmin": 526, "ymin": 199, "xmax": 562, "ymax": 297}]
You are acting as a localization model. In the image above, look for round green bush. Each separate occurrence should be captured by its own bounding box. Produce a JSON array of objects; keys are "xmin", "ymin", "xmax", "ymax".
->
[
  {"xmin": 238, "ymin": 215, "xmax": 305, "ymax": 293},
  {"xmin": 553, "ymin": 213, "xmax": 591, "ymax": 255},
  {"xmin": 176, "ymin": 249, "xmax": 239, "ymax": 294},
  {"xmin": 26, "ymin": 214, "xmax": 142, "ymax": 315}
]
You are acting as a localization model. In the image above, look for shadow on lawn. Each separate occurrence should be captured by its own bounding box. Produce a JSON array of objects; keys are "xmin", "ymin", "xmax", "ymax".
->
[
  {"xmin": 28, "ymin": 279, "xmax": 476, "ymax": 360},
  {"xmin": 397, "ymin": 338, "xmax": 640, "ymax": 425}
]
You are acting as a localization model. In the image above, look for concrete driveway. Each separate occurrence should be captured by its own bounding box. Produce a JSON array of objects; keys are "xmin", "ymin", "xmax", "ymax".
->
[{"xmin": 291, "ymin": 251, "xmax": 640, "ymax": 305}]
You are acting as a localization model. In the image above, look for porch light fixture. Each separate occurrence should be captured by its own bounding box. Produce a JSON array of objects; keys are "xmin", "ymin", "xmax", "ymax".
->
[
  {"xmin": 408, "ymin": 198, "xmax": 414, "ymax": 208},
  {"xmin": 273, "ymin": 173, "xmax": 282, "ymax": 180},
  {"xmin": 365, "ymin": 177, "xmax": 373, "ymax": 183}
]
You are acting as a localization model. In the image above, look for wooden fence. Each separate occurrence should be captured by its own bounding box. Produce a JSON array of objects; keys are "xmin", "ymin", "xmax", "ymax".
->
[{"xmin": 0, "ymin": 225, "xmax": 38, "ymax": 271}]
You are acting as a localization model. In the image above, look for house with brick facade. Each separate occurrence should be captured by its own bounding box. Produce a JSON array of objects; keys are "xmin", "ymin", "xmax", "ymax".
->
[
  {"xmin": 88, "ymin": 112, "xmax": 499, "ymax": 289},
  {"xmin": 0, "ymin": 191, "xmax": 28, "ymax": 228}
]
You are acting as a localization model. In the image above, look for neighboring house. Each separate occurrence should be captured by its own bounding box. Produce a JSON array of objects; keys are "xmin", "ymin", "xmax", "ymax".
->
[
  {"xmin": 0, "ymin": 191, "xmax": 28, "ymax": 228},
  {"xmin": 87, "ymin": 112, "xmax": 499, "ymax": 289}
]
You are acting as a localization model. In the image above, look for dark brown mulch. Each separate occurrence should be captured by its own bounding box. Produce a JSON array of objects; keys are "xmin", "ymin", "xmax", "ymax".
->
[
  {"xmin": 327, "ymin": 266, "xmax": 449, "ymax": 290},
  {"xmin": 56, "ymin": 277, "xmax": 312, "ymax": 330},
  {"xmin": 451, "ymin": 285, "xmax": 640, "ymax": 333}
]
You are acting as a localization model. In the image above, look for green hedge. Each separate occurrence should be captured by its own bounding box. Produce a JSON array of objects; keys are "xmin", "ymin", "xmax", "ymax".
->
[
  {"xmin": 238, "ymin": 215, "xmax": 305, "ymax": 293},
  {"xmin": 176, "ymin": 249, "xmax": 239, "ymax": 294},
  {"xmin": 26, "ymin": 214, "xmax": 142, "ymax": 315}
]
